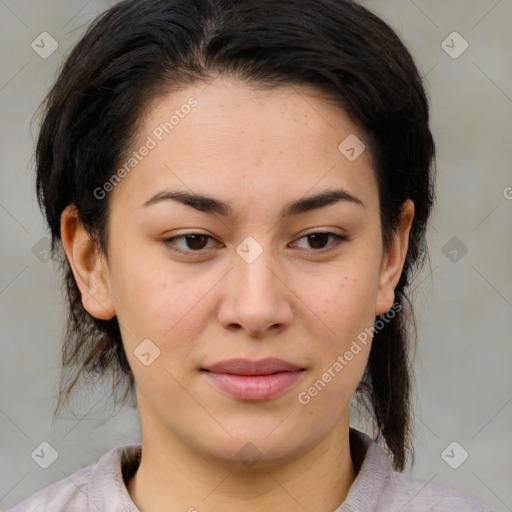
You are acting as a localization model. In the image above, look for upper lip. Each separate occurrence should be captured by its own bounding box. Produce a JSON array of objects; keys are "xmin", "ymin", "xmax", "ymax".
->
[{"xmin": 202, "ymin": 358, "xmax": 304, "ymax": 376}]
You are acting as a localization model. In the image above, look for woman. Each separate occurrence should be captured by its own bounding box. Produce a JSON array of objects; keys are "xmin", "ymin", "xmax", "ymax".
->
[{"xmin": 8, "ymin": 0, "xmax": 495, "ymax": 510}]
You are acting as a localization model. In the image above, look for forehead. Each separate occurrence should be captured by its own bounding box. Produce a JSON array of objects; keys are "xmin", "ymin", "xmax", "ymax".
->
[{"xmin": 110, "ymin": 77, "xmax": 378, "ymax": 215}]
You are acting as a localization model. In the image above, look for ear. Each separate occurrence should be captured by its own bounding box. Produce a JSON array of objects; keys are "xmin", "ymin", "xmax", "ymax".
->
[
  {"xmin": 375, "ymin": 199, "xmax": 415, "ymax": 316},
  {"xmin": 60, "ymin": 204, "xmax": 116, "ymax": 320}
]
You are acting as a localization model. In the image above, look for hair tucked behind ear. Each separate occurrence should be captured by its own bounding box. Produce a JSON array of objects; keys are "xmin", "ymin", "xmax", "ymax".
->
[{"xmin": 35, "ymin": 0, "xmax": 435, "ymax": 471}]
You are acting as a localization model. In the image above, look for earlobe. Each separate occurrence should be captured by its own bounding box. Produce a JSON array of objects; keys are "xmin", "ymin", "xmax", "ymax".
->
[
  {"xmin": 60, "ymin": 204, "xmax": 116, "ymax": 320},
  {"xmin": 375, "ymin": 199, "xmax": 415, "ymax": 316}
]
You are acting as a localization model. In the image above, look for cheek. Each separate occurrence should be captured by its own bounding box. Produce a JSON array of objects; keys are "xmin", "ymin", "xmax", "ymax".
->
[
  {"xmin": 122, "ymin": 276, "xmax": 186, "ymax": 333},
  {"xmin": 115, "ymin": 268, "xmax": 199, "ymax": 389},
  {"xmin": 107, "ymin": 246, "xmax": 180, "ymax": 336},
  {"xmin": 112, "ymin": 260, "xmax": 216, "ymax": 378},
  {"xmin": 290, "ymin": 257, "xmax": 379, "ymax": 383},
  {"xmin": 300, "ymin": 261, "xmax": 379, "ymax": 328},
  {"xmin": 297, "ymin": 273, "xmax": 375, "ymax": 406}
]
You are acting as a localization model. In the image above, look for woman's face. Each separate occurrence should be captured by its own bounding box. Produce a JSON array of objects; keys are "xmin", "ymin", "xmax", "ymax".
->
[{"xmin": 72, "ymin": 77, "xmax": 413, "ymax": 466}]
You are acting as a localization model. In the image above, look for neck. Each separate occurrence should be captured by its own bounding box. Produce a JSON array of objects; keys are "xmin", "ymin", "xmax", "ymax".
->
[{"xmin": 126, "ymin": 410, "xmax": 356, "ymax": 512}]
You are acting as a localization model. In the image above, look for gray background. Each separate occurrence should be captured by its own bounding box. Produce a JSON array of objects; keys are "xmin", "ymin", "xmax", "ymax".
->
[{"xmin": 1, "ymin": 0, "xmax": 511, "ymax": 510}]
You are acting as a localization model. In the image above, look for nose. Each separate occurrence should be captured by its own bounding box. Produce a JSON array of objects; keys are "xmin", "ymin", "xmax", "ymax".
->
[{"xmin": 217, "ymin": 243, "xmax": 294, "ymax": 337}]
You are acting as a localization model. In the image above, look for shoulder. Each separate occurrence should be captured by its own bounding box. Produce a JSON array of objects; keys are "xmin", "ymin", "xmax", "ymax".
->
[
  {"xmin": 6, "ymin": 443, "xmax": 141, "ymax": 512},
  {"xmin": 345, "ymin": 429, "xmax": 497, "ymax": 512},
  {"xmin": 6, "ymin": 464, "xmax": 94, "ymax": 512},
  {"xmin": 379, "ymin": 471, "xmax": 497, "ymax": 511}
]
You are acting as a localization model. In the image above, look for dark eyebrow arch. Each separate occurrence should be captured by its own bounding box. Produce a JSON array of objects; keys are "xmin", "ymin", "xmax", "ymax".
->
[{"xmin": 141, "ymin": 188, "xmax": 364, "ymax": 219}]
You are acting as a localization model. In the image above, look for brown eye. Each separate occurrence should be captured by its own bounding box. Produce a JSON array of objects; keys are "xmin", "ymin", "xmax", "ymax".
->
[
  {"xmin": 163, "ymin": 234, "xmax": 216, "ymax": 253},
  {"xmin": 291, "ymin": 232, "xmax": 348, "ymax": 253},
  {"xmin": 306, "ymin": 233, "xmax": 331, "ymax": 250}
]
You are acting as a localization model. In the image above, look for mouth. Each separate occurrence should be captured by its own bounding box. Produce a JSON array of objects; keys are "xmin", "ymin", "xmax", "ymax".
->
[
  {"xmin": 200, "ymin": 358, "xmax": 306, "ymax": 401},
  {"xmin": 201, "ymin": 357, "xmax": 305, "ymax": 376}
]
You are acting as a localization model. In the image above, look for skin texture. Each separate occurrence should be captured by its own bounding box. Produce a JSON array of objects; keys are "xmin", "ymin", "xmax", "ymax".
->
[{"xmin": 61, "ymin": 77, "xmax": 414, "ymax": 512}]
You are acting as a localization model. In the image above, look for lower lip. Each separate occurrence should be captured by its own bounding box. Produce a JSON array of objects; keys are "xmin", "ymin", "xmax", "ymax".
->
[{"xmin": 202, "ymin": 370, "xmax": 305, "ymax": 401}]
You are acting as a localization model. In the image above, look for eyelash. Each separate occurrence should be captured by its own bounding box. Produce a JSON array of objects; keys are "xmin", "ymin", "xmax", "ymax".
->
[{"xmin": 162, "ymin": 232, "xmax": 349, "ymax": 256}]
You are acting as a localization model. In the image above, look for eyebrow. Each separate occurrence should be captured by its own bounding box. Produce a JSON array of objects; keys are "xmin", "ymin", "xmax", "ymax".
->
[{"xmin": 141, "ymin": 188, "xmax": 364, "ymax": 219}]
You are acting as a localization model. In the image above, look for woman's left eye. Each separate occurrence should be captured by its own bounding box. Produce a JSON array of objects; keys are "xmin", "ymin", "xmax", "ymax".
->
[
  {"xmin": 162, "ymin": 232, "xmax": 348, "ymax": 255},
  {"xmin": 291, "ymin": 232, "xmax": 348, "ymax": 253}
]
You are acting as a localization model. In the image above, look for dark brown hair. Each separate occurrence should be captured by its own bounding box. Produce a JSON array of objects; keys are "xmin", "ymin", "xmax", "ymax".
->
[{"xmin": 34, "ymin": 0, "xmax": 435, "ymax": 471}]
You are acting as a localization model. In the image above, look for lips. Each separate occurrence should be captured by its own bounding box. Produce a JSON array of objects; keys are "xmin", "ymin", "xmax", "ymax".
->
[
  {"xmin": 201, "ymin": 358, "xmax": 306, "ymax": 401},
  {"xmin": 201, "ymin": 357, "xmax": 304, "ymax": 376}
]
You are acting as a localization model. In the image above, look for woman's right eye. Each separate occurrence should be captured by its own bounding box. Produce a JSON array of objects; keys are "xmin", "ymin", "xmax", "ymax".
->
[{"xmin": 162, "ymin": 234, "xmax": 218, "ymax": 254}]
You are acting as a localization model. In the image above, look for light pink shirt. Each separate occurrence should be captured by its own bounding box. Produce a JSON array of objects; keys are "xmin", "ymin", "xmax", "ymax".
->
[{"xmin": 7, "ymin": 428, "xmax": 496, "ymax": 511}]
